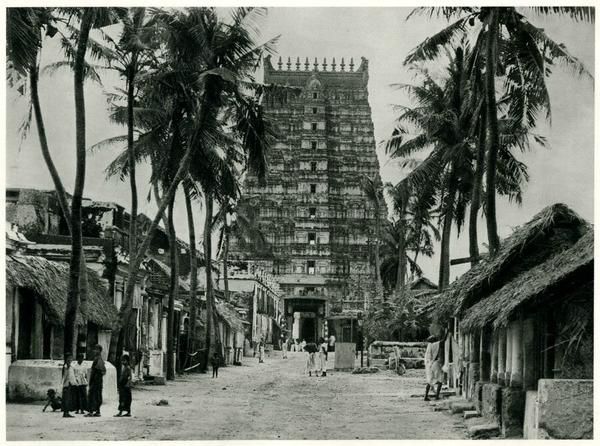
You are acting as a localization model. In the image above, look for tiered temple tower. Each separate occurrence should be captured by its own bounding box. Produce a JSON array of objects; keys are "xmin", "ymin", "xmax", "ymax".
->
[{"xmin": 230, "ymin": 56, "xmax": 386, "ymax": 343}]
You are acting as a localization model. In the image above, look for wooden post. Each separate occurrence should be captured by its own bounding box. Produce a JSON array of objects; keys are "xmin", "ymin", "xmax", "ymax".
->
[
  {"xmin": 490, "ymin": 330, "xmax": 498, "ymax": 383},
  {"xmin": 510, "ymin": 318, "xmax": 523, "ymax": 387},
  {"xmin": 522, "ymin": 317, "xmax": 537, "ymax": 390},
  {"xmin": 497, "ymin": 327, "xmax": 506, "ymax": 385},
  {"xmin": 505, "ymin": 325, "xmax": 513, "ymax": 386},
  {"xmin": 480, "ymin": 328, "xmax": 491, "ymax": 381},
  {"xmin": 32, "ymin": 302, "xmax": 44, "ymax": 358}
]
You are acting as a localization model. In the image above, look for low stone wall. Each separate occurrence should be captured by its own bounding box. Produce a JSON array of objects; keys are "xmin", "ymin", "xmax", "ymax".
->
[
  {"xmin": 480, "ymin": 383, "xmax": 501, "ymax": 422},
  {"xmin": 7, "ymin": 360, "xmax": 117, "ymax": 403},
  {"xmin": 533, "ymin": 379, "xmax": 593, "ymax": 439},
  {"xmin": 369, "ymin": 341, "xmax": 426, "ymax": 370}
]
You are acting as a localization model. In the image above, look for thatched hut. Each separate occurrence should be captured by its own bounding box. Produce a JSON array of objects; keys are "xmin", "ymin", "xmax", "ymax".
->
[
  {"xmin": 431, "ymin": 204, "xmax": 593, "ymax": 439},
  {"xmin": 6, "ymin": 253, "xmax": 118, "ymax": 362}
]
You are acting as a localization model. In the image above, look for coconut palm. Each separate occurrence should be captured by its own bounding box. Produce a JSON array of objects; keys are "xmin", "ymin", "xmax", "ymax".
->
[
  {"xmin": 405, "ymin": 6, "xmax": 594, "ymax": 255},
  {"xmin": 361, "ymin": 174, "xmax": 385, "ymax": 295}
]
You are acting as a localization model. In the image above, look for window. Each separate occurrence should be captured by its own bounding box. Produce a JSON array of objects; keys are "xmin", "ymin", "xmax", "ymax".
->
[
  {"xmin": 312, "ymin": 107, "xmax": 318, "ymax": 114},
  {"xmin": 309, "ymin": 207, "xmax": 316, "ymax": 219},
  {"xmin": 313, "ymin": 92, "xmax": 318, "ymax": 99},
  {"xmin": 308, "ymin": 233, "xmax": 316, "ymax": 245},
  {"xmin": 310, "ymin": 184, "xmax": 317, "ymax": 194},
  {"xmin": 311, "ymin": 123, "xmax": 317, "ymax": 131},
  {"xmin": 311, "ymin": 141, "xmax": 317, "ymax": 150},
  {"xmin": 310, "ymin": 161, "xmax": 317, "ymax": 172},
  {"xmin": 307, "ymin": 260, "xmax": 316, "ymax": 275}
]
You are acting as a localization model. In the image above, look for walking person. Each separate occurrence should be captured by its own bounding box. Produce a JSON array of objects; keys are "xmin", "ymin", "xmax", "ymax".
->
[
  {"xmin": 114, "ymin": 354, "xmax": 132, "ymax": 417},
  {"xmin": 303, "ymin": 341, "xmax": 318, "ymax": 376},
  {"xmin": 318, "ymin": 337, "xmax": 328, "ymax": 377},
  {"xmin": 328, "ymin": 333, "xmax": 336, "ymax": 353},
  {"xmin": 424, "ymin": 335, "xmax": 444, "ymax": 401},
  {"xmin": 300, "ymin": 339, "xmax": 306, "ymax": 353},
  {"xmin": 281, "ymin": 337, "xmax": 288, "ymax": 359},
  {"xmin": 72, "ymin": 353, "xmax": 88, "ymax": 414},
  {"xmin": 85, "ymin": 344, "xmax": 106, "ymax": 417},
  {"xmin": 211, "ymin": 351, "xmax": 221, "ymax": 378},
  {"xmin": 61, "ymin": 354, "xmax": 77, "ymax": 418},
  {"xmin": 258, "ymin": 337, "xmax": 265, "ymax": 363}
]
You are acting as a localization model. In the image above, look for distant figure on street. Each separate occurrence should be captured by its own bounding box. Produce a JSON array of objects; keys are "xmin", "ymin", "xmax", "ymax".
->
[
  {"xmin": 258, "ymin": 338, "xmax": 265, "ymax": 363},
  {"xmin": 328, "ymin": 333, "xmax": 336, "ymax": 353},
  {"xmin": 61, "ymin": 354, "xmax": 76, "ymax": 418},
  {"xmin": 211, "ymin": 351, "xmax": 221, "ymax": 378},
  {"xmin": 303, "ymin": 341, "xmax": 318, "ymax": 376},
  {"xmin": 300, "ymin": 339, "xmax": 307, "ymax": 353},
  {"xmin": 281, "ymin": 337, "xmax": 288, "ymax": 359},
  {"xmin": 424, "ymin": 335, "xmax": 444, "ymax": 401},
  {"xmin": 86, "ymin": 344, "xmax": 106, "ymax": 417},
  {"xmin": 293, "ymin": 339, "xmax": 299, "ymax": 352},
  {"xmin": 318, "ymin": 337, "xmax": 328, "ymax": 377},
  {"xmin": 72, "ymin": 354, "xmax": 88, "ymax": 414},
  {"xmin": 115, "ymin": 354, "xmax": 132, "ymax": 417}
]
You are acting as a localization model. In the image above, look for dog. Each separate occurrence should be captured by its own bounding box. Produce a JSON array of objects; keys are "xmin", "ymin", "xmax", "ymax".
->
[{"xmin": 42, "ymin": 389, "xmax": 62, "ymax": 412}]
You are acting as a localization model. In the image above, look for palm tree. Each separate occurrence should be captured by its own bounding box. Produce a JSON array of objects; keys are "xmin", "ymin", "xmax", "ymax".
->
[
  {"xmin": 214, "ymin": 199, "xmax": 271, "ymax": 302},
  {"xmin": 361, "ymin": 174, "xmax": 385, "ymax": 295},
  {"xmin": 405, "ymin": 6, "xmax": 594, "ymax": 255}
]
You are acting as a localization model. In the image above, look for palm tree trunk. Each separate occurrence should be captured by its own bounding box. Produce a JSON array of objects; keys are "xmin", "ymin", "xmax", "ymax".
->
[
  {"xmin": 183, "ymin": 183, "xmax": 198, "ymax": 369},
  {"xmin": 223, "ymin": 231, "xmax": 230, "ymax": 302},
  {"xmin": 469, "ymin": 111, "xmax": 486, "ymax": 266},
  {"xmin": 32, "ymin": 58, "xmax": 89, "ymax": 355},
  {"xmin": 374, "ymin": 210, "xmax": 383, "ymax": 295},
  {"xmin": 395, "ymin": 218, "xmax": 407, "ymax": 295},
  {"xmin": 484, "ymin": 8, "xmax": 501, "ymax": 255},
  {"xmin": 439, "ymin": 181, "xmax": 457, "ymax": 291},
  {"xmin": 203, "ymin": 192, "xmax": 215, "ymax": 371},
  {"xmin": 126, "ymin": 63, "xmax": 139, "ymax": 295},
  {"xmin": 65, "ymin": 9, "xmax": 93, "ymax": 358},
  {"xmin": 166, "ymin": 194, "xmax": 178, "ymax": 380}
]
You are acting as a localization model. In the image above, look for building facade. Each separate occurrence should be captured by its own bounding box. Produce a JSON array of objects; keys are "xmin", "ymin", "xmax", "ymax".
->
[{"xmin": 230, "ymin": 56, "xmax": 386, "ymax": 343}]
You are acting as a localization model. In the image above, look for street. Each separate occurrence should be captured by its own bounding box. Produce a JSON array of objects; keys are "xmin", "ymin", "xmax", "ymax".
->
[{"xmin": 7, "ymin": 352, "xmax": 468, "ymax": 441}]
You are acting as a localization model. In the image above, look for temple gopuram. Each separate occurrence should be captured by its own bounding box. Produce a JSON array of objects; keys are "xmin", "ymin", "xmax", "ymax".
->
[{"xmin": 229, "ymin": 55, "xmax": 386, "ymax": 344}]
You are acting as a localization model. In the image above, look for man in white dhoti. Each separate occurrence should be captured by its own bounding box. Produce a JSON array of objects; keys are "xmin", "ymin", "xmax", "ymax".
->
[{"xmin": 424, "ymin": 335, "xmax": 444, "ymax": 401}]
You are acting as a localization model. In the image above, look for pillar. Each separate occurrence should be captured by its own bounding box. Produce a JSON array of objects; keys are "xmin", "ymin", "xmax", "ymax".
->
[
  {"xmin": 497, "ymin": 327, "xmax": 506, "ymax": 385},
  {"xmin": 490, "ymin": 330, "xmax": 498, "ymax": 383},
  {"xmin": 32, "ymin": 302, "xmax": 44, "ymax": 358},
  {"xmin": 505, "ymin": 325, "xmax": 513, "ymax": 386},
  {"xmin": 480, "ymin": 328, "xmax": 491, "ymax": 381},
  {"xmin": 522, "ymin": 317, "xmax": 536, "ymax": 390},
  {"xmin": 510, "ymin": 319, "xmax": 523, "ymax": 387},
  {"xmin": 292, "ymin": 312, "xmax": 300, "ymax": 339}
]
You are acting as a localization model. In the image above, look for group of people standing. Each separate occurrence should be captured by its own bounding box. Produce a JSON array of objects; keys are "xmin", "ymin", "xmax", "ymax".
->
[
  {"xmin": 53, "ymin": 344, "xmax": 133, "ymax": 418},
  {"xmin": 280, "ymin": 335, "xmax": 335, "ymax": 377}
]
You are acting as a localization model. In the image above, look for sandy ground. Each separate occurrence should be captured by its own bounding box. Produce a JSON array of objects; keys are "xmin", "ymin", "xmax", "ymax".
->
[{"xmin": 6, "ymin": 352, "xmax": 468, "ymax": 440}]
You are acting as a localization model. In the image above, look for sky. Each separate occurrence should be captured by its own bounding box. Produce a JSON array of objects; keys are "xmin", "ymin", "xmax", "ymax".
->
[{"xmin": 5, "ymin": 7, "xmax": 595, "ymax": 284}]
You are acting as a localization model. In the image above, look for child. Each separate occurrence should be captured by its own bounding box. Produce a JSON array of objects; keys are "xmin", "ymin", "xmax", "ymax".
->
[
  {"xmin": 211, "ymin": 352, "xmax": 220, "ymax": 378},
  {"xmin": 61, "ymin": 355, "xmax": 77, "ymax": 418},
  {"xmin": 281, "ymin": 337, "xmax": 288, "ymax": 359},
  {"xmin": 258, "ymin": 338, "xmax": 265, "ymax": 363},
  {"xmin": 72, "ymin": 354, "xmax": 88, "ymax": 414},
  {"xmin": 115, "ymin": 354, "xmax": 132, "ymax": 417},
  {"xmin": 42, "ymin": 389, "xmax": 62, "ymax": 412}
]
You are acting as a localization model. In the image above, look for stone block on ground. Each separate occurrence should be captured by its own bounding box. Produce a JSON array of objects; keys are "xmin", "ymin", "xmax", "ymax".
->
[
  {"xmin": 463, "ymin": 410, "xmax": 480, "ymax": 420},
  {"xmin": 467, "ymin": 423, "xmax": 500, "ymax": 439},
  {"xmin": 481, "ymin": 383, "xmax": 501, "ymax": 420},
  {"xmin": 500, "ymin": 386, "xmax": 525, "ymax": 438},
  {"xmin": 449, "ymin": 401, "xmax": 476, "ymax": 414},
  {"xmin": 535, "ymin": 379, "xmax": 593, "ymax": 439}
]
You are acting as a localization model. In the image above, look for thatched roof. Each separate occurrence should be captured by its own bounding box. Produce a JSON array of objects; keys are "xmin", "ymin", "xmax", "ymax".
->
[
  {"xmin": 460, "ymin": 229, "xmax": 593, "ymax": 332},
  {"xmin": 214, "ymin": 298, "xmax": 247, "ymax": 332},
  {"xmin": 434, "ymin": 204, "xmax": 589, "ymax": 323},
  {"xmin": 6, "ymin": 254, "xmax": 118, "ymax": 329}
]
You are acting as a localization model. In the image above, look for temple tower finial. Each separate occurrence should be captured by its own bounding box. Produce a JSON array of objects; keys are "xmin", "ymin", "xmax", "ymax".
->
[
  {"xmin": 331, "ymin": 57, "xmax": 336, "ymax": 71},
  {"xmin": 277, "ymin": 56, "xmax": 282, "ymax": 70},
  {"xmin": 286, "ymin": 56, "xmax": 291, "ymax": 70},
  {"xmin": 322, "ymin": 57, "xmax": 327, "ymax": 71},
  {"xmin": 340, "ymin": 57, "xmax": 345, "ymax": 71},
  {"xmin": 304, "ymin": 57, "xmax": 309, "ymax": 70},
  {"xmin": 296, "ymin": 57, "xmax": 301, "ymax": 70},
  {"xmin": 313, "ymin": 57, "xmax": 319, "ymax": 71},
  {"xmin": 349, "ymin": 57, "xmax": 355, "ymax": 72}
]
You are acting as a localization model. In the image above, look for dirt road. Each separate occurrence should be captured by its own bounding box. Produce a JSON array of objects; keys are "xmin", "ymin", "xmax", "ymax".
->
[{"xmin": 7, "ymin": 352, "xmax": 467, "ymax": 440}]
